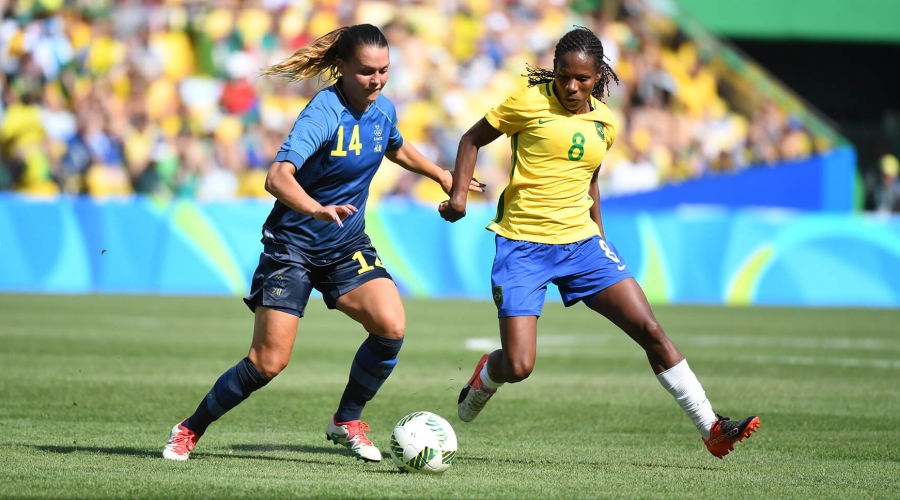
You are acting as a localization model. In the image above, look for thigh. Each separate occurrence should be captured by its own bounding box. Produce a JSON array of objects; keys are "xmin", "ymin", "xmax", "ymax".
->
[
  {"xmin": 248, "ymin": 306, "xmax": 300, "ymax": 377},
  {"xmin": 491, "ymin": 235, "xmax": 554, "ymax": 318},
  {"xmin": 335, "ymin": 278, "xmax": 406, "ymax": 339},
  {"xmin": 555, "ymin": 236, "xmax": 633, "ymax": 308},
  {"xmin": 499, "ymin": 315, "xmax": 538, "ymax": 366}
]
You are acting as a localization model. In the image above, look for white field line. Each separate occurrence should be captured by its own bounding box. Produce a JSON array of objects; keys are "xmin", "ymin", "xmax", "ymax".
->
[
  {"xmin": 676, "ymin": 335, "xmax": 897, "ymax": 351},
  {"xmin": 747, "ymin": 355, "xmax": 900, "ymax": 369},
  {"xmin": 465, "ymin": 334, "xmax": 900, "ymax": 369},
  {"xmin": 464, "ymin": 334, "xmax": 614, "ymax": 353}
]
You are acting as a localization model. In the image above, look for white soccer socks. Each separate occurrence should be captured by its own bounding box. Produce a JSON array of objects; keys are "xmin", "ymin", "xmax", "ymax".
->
[
  {"xmin": 656, "ymin": 359, "xmax": 717, "ymax": 440},
  {"xmin": 479, "ymin": 362, "xmax": 503, "ymax": 392}
]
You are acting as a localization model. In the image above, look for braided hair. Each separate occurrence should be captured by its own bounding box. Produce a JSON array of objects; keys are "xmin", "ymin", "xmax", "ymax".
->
[
  {"xmin": 526, "ymin": 26, "xmax": 619, "ymax": 101},
  {"xmin": 262, "ymin": 24, "xmax": 388, "ymax": 83}
]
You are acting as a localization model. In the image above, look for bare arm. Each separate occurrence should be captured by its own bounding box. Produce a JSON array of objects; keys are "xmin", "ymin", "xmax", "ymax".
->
[
  {"xmin": 440, "ymin": 118, "xmax": 503, "ymax": 222},
  {"xmin": 589, "ymin": 167, "xmax": 605, "ymax": 238},
  {"xmin": 264, "ymin": 161, "xmax": 357, "ymax": 227},
  {"xmin": 386, "ymin": 141, "xmax": 485, "ymax": 195},
  {"xmin": 385, "ymin": 141, "xmax": 444, "ymax": 183}
]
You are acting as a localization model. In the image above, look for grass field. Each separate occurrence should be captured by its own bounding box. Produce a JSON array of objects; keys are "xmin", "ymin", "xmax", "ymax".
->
[{"xmin": 1, "ymin": 294, "xmax": 899, "ymax": 499}]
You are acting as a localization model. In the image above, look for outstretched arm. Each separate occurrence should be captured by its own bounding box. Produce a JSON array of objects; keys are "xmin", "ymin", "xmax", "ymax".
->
[
  {"xmin": 386, "ymin": 141, "xmax": 484, "ymax": 195},
  {"xmin": 265, "ymin": 161, "xmax": 357, "ymax": 227},
  {"xmin": 589, "ymin": 167, "xmax": 605, "ymax": 238},
  {"xmin": 439, "ymin": 118, "xmax": 503, "ymax": 222}
]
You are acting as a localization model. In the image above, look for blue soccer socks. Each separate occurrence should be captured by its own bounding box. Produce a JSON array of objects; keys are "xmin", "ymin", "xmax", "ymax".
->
[
  {"xmin": 334, "ymin": 333, "xmax": 403, "ymax": 423},
  {"xmin": 185, "ymin": 357, "xmax": 269, "ymax": 436}
]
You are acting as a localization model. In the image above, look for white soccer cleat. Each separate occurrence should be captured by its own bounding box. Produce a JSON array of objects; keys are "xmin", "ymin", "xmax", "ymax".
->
[
  {"xmin": 457, "ymin": 353, "xmax": 497, "ymax": 422},
  {"xmin": 162, "ymin": 419, "xmax": 200, "ymax": 461},
  {"xmin": 326, "ymin": 417, "xmax": 382, "ymax": 462}
]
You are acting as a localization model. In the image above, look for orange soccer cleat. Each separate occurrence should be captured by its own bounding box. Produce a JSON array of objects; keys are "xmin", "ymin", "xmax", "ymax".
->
[{"xmin": 703, "ymin": 414, "xmax": 760, "ymax": 459}]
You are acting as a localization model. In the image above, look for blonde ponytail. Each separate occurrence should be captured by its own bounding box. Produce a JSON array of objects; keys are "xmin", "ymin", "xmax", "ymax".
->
[{"xmin": 261, "ymin": 27, "xmax": 348, "ymax": 82}]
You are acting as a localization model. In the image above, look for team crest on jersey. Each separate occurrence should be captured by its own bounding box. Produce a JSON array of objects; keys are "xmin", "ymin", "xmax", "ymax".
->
[
  {"xmin": 594, "ymin": 121, "xmax": 606, "ymax": 141},
  {"xmin": 374, "ymin": 125, "xmax": 383, "ymax": 139},
  {"xmin": 492, "ymin": 286, "xmax": 503, "ymax": 308}
]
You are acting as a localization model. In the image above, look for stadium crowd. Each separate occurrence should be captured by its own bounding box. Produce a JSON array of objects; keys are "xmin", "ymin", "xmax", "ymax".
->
[{"xmin": 0, "ymin": 0, "xmax": 832, "ymax": 204}]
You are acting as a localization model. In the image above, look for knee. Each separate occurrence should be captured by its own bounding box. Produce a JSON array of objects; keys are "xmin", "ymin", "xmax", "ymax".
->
[
  {"xmin": 370, "ymin": 316, "xmax": 405, "ymax": 340},
  {"xmin": 644, "ymin": 320, "xmax": 665, "ymax": 339},
  {"xmin": 251, "ymin": 354, "xmax": 289, "ymax": 380},
  {"xmin": 505, "ymin": 358, "xmax": 534, "ymax": 383},
  {"xmin": 640, "ymin": 320, "xmax": 670, "ymax": 350}
]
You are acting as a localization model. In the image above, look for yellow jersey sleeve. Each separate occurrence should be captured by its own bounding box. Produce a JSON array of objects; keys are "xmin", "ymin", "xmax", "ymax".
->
[{"xmin": 484, "ymin": 86, "xmax": 535, "ymax": 136}]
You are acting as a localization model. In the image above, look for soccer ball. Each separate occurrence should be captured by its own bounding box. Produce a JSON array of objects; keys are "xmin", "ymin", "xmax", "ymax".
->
[{"xmin": 388, "ymin": 411, "xmax": 457, "ymax": 474}]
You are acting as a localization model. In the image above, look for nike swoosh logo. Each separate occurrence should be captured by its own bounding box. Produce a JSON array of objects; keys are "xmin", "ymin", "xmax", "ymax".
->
[
  {"xmin": 538, "ymin": 118, "xmax": 556, "ymax": 124},
  {"xmin": 617, "ymin": 264, "xmax": 627, "ymax": 271}
]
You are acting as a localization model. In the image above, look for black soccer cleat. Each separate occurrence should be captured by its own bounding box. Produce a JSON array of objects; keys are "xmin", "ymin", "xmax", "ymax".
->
[{"xmin": 703, "ymin": 414, "xmax": 760, "ymax": 458}]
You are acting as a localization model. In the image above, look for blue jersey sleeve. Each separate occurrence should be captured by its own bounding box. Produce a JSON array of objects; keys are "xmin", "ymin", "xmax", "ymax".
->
[
  {"xmin": 274, "ymin": 102, "xmax": 337, "ymax": 169},
  {"xmin": 376, "ymin": 95, "xmax": 403, "ymax": 152},
  {"xmin": 388, "ymin": 118, "xmax": 403, "ymax": 152}
]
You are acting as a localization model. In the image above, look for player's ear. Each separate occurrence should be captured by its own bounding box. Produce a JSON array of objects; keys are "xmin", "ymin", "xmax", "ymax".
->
[{"xmin": 335, "ymin": 58, "xmax": 345, "ymax": 76}]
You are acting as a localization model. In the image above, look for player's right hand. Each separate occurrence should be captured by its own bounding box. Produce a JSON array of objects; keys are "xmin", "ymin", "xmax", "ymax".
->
[
  {"xmin": 438, "ymin": 200, "xmax": 466, "ymax": 223},
  {"xmin": 313, "ymin": 204, "xmax": 358, "ymax": 228}
]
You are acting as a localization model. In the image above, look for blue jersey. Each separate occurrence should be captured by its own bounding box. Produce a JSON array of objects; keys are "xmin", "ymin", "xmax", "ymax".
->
[{"xmin": 263, "ymin": 83, "xmax": 404, "ymax": 259}]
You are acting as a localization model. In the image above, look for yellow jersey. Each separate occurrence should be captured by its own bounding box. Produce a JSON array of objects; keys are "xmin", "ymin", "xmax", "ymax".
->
[{"xmin": 484, "ymin": 82, "xmax": 617, "ymax": 244}]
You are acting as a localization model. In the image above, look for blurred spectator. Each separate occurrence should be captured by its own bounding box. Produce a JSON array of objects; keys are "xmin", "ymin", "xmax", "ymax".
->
[
  {"xmin": 606, "ymin": 128, "xmax": 659, "ymax": 195},
  {"xmin": 0, "ymin": 0, "xmax": 836, "ymax": 204},
  {"xmin": 874, "ymin": 154, "xmax": 900, "ymax": 214}
]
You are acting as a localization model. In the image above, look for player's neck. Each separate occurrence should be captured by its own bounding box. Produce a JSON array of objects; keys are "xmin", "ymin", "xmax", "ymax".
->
[{"xmin": 337, "ymin": 80, "xmax": 372, "ymax": 112}]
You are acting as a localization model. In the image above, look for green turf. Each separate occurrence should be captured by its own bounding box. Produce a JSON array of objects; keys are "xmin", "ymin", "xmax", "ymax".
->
[{"xmin": 1, "ymin": 294, "xmax": 898, "ymax": 499}]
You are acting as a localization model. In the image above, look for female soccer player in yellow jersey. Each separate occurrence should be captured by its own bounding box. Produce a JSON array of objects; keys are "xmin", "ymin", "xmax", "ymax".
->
[{"xmin": 439, "ymin": 26, "xmax": 759, "ymax": 459}]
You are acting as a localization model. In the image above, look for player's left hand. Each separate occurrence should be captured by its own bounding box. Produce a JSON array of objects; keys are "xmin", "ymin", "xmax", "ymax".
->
[{"xmin": 438, "ymin": 169, "xmax": 486, "ymax": 195}]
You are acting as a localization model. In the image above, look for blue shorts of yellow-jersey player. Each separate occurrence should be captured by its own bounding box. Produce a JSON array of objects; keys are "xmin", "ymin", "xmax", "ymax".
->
[
  {"xmin": 490, "ymin": 234, "xmax": 633, "ymax": 318},
  {"xmin": 243, "ymin": 235, "xmax": 393, "ymax": 318}
]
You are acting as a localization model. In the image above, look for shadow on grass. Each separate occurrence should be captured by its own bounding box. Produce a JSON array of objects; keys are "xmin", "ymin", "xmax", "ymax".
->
[
  {"xmin": 232, "ymin": 444, "xmax": 400, "ymax": 463},
  {"xmin": 462, "ymin": 455, "xmax": 571, "ymax": 466},
  {"xmin": 367, "ymin": 469, "xmax": 407, "ymax": 475},
  {"xmin": 35, "ymin": 445, "xmax": 157, "ymax": 458},
  {"xmin": 234, "ymin": 443, "xmax": 405, "ymax": 464},
  {"xmin": 32, "ymin": 445, "xmax": 327, "ymax": 465},
  {"xmin": 463, "ymin": 455, "xmax": 719, "ymax": 470},
  {"xmin": 630, "ymin": 461, "xmax": 720, "ymax": 471},
  {"xmin": 230, "ymin": 444, "xmax": 346, "ymax": 456}
]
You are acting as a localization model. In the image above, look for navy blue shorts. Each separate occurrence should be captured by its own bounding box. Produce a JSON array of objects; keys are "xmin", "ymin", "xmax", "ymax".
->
[
  {"xmin": 243, "ymin": 236, "xmax": 393, "ymax": 318},
  {"xmin": 490, "ymin": 234, "xmax": 633, "ymax": 318}
]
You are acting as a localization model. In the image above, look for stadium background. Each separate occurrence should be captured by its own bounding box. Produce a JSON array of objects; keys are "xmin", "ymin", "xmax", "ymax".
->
[{"xmin": 1, "ymin": 0, "xmax": 899, "ymax": 306}]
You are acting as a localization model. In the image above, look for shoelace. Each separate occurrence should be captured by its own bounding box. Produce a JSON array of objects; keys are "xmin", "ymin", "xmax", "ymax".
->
[
  {"xmin": 467, "ymin": 388, "xmax": 494, "ymax": 411},
  {"xmin": 345, "ymin": 421, "xmax": 374, "ymax": 446},
  {"xmin": 170, "ymin": 426, "xmax": 197, "ymax": 453}
]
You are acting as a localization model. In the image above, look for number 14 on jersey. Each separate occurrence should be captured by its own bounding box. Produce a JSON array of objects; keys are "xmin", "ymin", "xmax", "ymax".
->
[{"xmin": 331, "ymin": 125, "xmax": 362, "ymax": 157}]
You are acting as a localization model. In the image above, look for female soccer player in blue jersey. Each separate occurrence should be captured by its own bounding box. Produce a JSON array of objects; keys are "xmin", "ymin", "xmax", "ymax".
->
[
  {"xmin": 439, "ymin": 27, "xmax": 759, "ymax": 459},
  {"xmin": 163, "ymin": 24, "xmax": 483, "ymax": 463}
]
